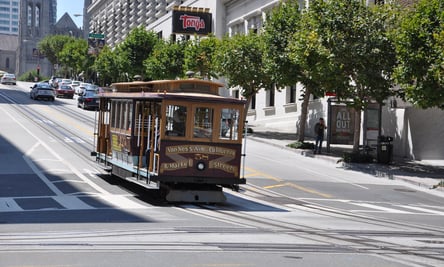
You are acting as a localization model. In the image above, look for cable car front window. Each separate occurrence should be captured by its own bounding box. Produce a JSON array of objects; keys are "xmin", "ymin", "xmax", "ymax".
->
[
  {"xmin": 220, "ymin": 108, "xmax": 240, "ymax": 141},
  {"xmin": 193, "ymin": 107, "xmax": 214, "ymax": 138},
  {"xmin": 166, "ymin": 104, "xmax": 187, "ymax": 137}
]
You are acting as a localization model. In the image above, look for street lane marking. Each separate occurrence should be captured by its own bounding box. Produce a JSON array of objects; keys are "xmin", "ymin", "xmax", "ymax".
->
[
  {"xmin": 396, "ymin": 205, "xmax": 444, "ymax": 216},
  {"xmin": 53, "ymin": 196, "xmax": 94, "ymax": 210},
  {"xmin": 0, "ymin": 198, "xmax": 23, "ymax": 212},
  {"xmin": 350, "ymin": 203, "xmax": 412, "ymax": 214},
  {"xmin": 99, "ymin": 195, "xmax": 147, "ymax": 209},
  {"xmin": 244, "ymin": 167, "xmax": 284, "ymax": 182},
  {"xmin": 3, "ymin": 106, "xmax": 146, "ymax": 211},
  {"xmin": 264, "ymin": 182, "xmax": 332, "ymax": 198}
]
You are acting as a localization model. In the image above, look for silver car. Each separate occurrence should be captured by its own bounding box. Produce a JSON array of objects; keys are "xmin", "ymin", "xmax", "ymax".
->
[
  {"xmin": 1, "ymin": 73, "xmax": 16, "ymax": 85},
  {"xmin": 30, "ymin": 82, "xmax": 55, "ymax": 101}
]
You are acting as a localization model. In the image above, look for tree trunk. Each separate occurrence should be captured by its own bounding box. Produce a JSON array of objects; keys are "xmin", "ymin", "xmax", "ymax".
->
[
  {"xmin": 353, "ymin": 109, "xmax": 361, "ymax": 152},
  {"xmin": 297, "ymin": 87, "xmax": 311, "ymax": 142}
]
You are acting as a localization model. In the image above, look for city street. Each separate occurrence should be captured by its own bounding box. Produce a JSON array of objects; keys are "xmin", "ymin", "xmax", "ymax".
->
[{"xmin": 1, "ymin": 82, "xmax": 443, "ymax": 267}]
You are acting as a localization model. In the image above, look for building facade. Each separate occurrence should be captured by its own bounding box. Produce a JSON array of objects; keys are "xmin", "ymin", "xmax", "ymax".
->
[{"xmin": 84, "ymin": 0, "xmax": 443, "ymax": 162}]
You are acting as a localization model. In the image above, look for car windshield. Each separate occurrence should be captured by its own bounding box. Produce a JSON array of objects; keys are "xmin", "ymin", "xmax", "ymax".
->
[
  {"xmin": 37, "ymin": 84, "xmax": 51, "ymax": 89},
  {"xmin": 84, "ymin": 90, "xmax": 97, "ymax": 97}
]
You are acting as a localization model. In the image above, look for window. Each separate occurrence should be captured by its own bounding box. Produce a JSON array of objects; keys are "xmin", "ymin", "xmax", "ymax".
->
[
  {"xmin": 288, "ymin": 85, "xmax": 296, "ymax": 104},
  {"xmin": 250, "ymin": 94, "xmax": 256, "ymax": 110},
  {"xmin": 267, "ymin": 86, "xmax": 275, "ymax": 107},
  {"xmin": 27, "ymin": 5, "xmax": 32, "ymax": 26},
  {"xmin": 166, "ymin": 105, "xmax": 187, "ymax": 137},
  {"xmin": 219, "ymin": 108, "xmax": 240, "ymax": 141},
  {"xmin": 35, "ymin": 5, "xmax": 40, "ymax": 27},
  {"xmin": 194, "ymin": 107, "xmax": 214, "ymax": 138}
]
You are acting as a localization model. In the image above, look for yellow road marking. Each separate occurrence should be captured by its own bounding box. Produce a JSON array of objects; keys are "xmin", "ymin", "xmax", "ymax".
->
[
  {"xmin": 245, "ymin": 166, "xmax": 332, "ymax": 198},
  {"xmin": 244, "ymin": 166, "xmax": 283, "ymax": 182},
  {"xmin": 37, "ymin": 105, "xmax": 94, "ymax": 137}
]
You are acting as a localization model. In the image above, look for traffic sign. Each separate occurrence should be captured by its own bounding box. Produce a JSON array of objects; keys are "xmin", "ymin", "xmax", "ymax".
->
[{"xmin": 88, "ymin": 33, "xmax": 105, "ymax": 39}]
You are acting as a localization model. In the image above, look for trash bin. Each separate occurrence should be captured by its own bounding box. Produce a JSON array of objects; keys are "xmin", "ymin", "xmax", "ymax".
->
[{"xmin": 377, "ymin": 136, "xmax": 393, "ymax": 164}]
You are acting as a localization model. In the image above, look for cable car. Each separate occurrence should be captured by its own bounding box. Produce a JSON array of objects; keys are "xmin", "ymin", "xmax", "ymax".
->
[{"xmin": 93, "ymin": 79, "xmax": 247, "ymax": 203}]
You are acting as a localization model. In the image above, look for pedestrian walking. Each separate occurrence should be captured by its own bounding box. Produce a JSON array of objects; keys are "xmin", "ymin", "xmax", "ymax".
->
[{"xmin": 314, "ymin": 118, "xmax": 326, "ymax": 154}]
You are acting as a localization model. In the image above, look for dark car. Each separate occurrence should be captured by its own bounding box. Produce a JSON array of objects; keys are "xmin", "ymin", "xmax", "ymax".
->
[
  {"xmin": 30, "ymin": 82, "xmax": 55, "ymax": 101},
  {"xmin": 55, "ymin": 84, "xmax": 74, "ymax": 99},
  {"xmin": 77, "ymin": 89, "xmax": 99, "ymax": 110}
]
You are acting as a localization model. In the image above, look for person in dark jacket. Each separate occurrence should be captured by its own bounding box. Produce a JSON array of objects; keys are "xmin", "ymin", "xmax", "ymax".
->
[{"xmin": 314, "ymin": 118, "xmax": 326, "ymax": 154}]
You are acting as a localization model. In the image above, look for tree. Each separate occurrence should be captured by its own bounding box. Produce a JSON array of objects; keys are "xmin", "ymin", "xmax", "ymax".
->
[
  {"xmin": 307, "ymin": 0, "xmax": 397, "ymax": 151},
  {"xmin": 38, "ymin": 35, "xmax": 74, "ymax": 75},
  {"xmin": 215, "ymin": 32, "xmax": 272, "ymax": 119},
  {"xmin": 58, "ymin": 38, "xmax": 89, "ymax": 78},
  {"xmin": 263, "ymin": 0, "xmax": 329, "ymax": 142},
  {"xmin": 116, "ymin": 27, "xmax": 160, "ymax": 80},
  {"xmin": 144, "ymin": 39, "xmax": 187, "ymax": 80},
  {"xmin": 183, "ymin": 34, "xmax": 220, "ymax": 80},
  {"xmin": 93, "ymin": 46, "xmax": 123, "ymax": 85},
  {"xmin": 392, "ymin": 0, "xmax": 444, "ymax": 109}
]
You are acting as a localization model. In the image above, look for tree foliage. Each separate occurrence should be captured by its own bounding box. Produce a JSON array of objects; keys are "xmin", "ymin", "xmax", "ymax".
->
[
  {"xmin": 184, "ymin": 34, "xmax": 220, "ymax": 80},
  {"xmin": 144, "ymin": 39, "xmax": 187, "ymax": 80},
  {"xmin": 262, "ymin": 0, "xmax": 302, "ymax": 87},
  {"xmin": 117, "ymin": 27, "xmax": 160, "ymax": 79},
  {"xmin": 392, "ymin": 0, "xmax": 444, "ymax": 108},
  {"xmin": 215, "ymin": 32, "xmax": 272, "ymax": 116},
  {"xmin": 38, "ymin": 35, "xmax": 74, "ymax": 71},
  {"xmin": 93, "ymin": 46, "xmax": 123, "ymax": 85},
  {"xmin": 58, "ymin": 38, "xmax": 90, "ymax": 77}
]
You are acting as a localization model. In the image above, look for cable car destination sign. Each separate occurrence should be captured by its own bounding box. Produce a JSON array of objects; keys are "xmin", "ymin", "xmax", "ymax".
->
[{"xmin": 172, "ymin": 6, "xmax": 212, "ymax": 35}]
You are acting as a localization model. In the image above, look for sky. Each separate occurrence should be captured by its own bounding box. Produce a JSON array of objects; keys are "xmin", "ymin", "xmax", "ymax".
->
[{"xmin": 57, "ymin": 0, "xmax": 84, "ymax": 28}]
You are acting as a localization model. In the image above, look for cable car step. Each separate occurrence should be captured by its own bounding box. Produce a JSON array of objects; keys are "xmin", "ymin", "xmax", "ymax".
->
[
  {"xmin": 124, "ymin": 176, "xmax": 160, "ymax": 189},
  {"xmin": 166, "ymin": 189, "xmax": 226, "ymax": 203}
]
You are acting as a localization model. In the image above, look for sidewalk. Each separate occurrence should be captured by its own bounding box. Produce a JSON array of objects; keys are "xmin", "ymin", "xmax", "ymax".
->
[{"xmin": 247, "ymin": 126, "xmax": 444, "ymax": 194}]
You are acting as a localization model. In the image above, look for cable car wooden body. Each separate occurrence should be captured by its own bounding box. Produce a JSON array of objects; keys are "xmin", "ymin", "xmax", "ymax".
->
[{"xmin": 93, "ymin": 79, "xmax": 247, "ymax": 202}]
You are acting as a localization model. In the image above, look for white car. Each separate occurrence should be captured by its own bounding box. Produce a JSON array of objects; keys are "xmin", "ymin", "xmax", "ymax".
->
[{"xmin": 1, "ymin": 73, "xmax": 16, "ymax": 85}]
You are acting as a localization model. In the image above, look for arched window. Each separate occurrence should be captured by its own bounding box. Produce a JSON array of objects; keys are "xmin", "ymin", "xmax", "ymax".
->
[
  {"xmin": 35, "ymin": 5, "xmax": 40, "ymax": 27},
  {"xmin": 6, "ymin": 58, "xmax": 10, "ymax": 69},
  {"xmin": 27, "ymin": 4, "xmax": 32, "ymax": 26}
]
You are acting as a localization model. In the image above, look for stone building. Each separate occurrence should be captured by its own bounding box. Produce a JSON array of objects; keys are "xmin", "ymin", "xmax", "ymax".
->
[{"xmin": 16, "ymin": 0, "xmax": 56, "ymax": 78}]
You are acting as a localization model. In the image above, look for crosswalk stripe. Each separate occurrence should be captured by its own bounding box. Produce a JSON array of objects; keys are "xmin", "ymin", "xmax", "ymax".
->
[
  {"xmin": 98, "ymin": 195, "xmax": 148, "ymax": 209},
  {"xmin": 349, "ymin": 203, "xmax": 412, "ymax": 214},
  {"xmin": 396, "ymin": 205, "xmax": 444, "ymax": 216},
  {"xmin": 0, "ymin": 198, "xmax": 23, "ymax": 212},
  {"xmin": 53, "ymin": 196, "xmax": 94, "ymax": 210}
]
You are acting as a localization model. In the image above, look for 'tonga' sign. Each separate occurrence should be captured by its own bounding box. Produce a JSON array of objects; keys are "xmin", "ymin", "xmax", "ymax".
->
[{"xmin": 172, "ymin": 7, "xmax": 212, "ymax": 35}]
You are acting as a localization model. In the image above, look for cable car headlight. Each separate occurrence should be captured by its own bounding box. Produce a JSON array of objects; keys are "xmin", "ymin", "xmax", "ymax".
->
[{"xmin": 196, "ymin": 161, "xmax": 206, "ymax": 171}]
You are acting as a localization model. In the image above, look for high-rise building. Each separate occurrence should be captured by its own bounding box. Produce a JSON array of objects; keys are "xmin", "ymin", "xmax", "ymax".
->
[{"xmin": 0, "ymin": 0, "xmax": 20, "ymax": 35}]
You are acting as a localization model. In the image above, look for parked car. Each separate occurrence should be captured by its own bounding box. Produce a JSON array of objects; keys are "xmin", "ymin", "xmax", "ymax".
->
[
  {"xmin": 77, "ymin": 89, "xmax": 99, "ymax": 110},
  {"xmin": 1, "ymin": 73, "xmax": 16, "ymax": 85},
  {"xmin": 30, "ymin": 82, "xmax": 55, "ymax": 101},
  {"xmin": 55, "ymin": 84, "xmax": 75, "ymax": 99}
]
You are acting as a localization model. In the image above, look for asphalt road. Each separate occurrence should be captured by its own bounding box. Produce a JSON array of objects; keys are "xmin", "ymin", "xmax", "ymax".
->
[{"xmin": 1, "ymin": 82, "xmax": 443, "ymax": 267}]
